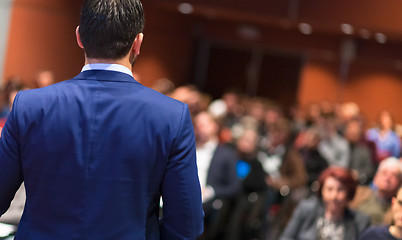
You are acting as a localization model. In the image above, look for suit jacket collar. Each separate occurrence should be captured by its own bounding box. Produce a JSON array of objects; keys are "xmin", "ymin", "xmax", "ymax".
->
[{"xmin": 72, "ymin": 70, "xmax": 141, "ymax": 84}]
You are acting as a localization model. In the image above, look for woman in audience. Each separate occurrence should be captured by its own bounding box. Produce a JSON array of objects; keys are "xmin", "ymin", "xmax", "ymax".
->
[
  {"xmin": 366, "ymin": 110, "xmax": 401, "ymax": 160},
  {"xmin": 280, "ymin": 166, "xmax": 370, "ymax": 240},
  {"xmin": 359, "ymin": 185, "xmax": 402, "ymax": 240}
]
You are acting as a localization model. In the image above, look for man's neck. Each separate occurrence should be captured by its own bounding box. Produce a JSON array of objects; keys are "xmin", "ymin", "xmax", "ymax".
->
[{"xmin": 85, "ymin": 57, "xmax": 132, "ymax": 72}]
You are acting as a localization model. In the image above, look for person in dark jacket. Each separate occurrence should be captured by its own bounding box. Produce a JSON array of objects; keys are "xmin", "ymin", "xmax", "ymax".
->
[{"xmin": 280, "ymin": 167, "xmax": 370, "ymax": 240}]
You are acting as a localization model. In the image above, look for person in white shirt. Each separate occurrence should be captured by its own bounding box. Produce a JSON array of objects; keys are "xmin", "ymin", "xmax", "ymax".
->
[{"xmin": 194, "ymin": 111, "xmax": 240, "ymax": 240}]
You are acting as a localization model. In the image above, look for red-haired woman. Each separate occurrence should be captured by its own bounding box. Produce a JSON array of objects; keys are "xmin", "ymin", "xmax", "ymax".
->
[{"xmin": 280, "ymin": 167, "xmax": 370, "ymax": 240}]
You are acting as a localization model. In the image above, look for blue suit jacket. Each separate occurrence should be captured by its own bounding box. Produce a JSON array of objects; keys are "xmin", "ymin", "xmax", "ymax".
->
[{"xmin": 0, "ymin": 70, "xmax": 204, "ymax": 240}]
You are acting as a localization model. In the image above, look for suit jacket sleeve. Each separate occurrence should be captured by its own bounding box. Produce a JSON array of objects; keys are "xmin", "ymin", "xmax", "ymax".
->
[
  {"xmin": 159, "ymin": 104, "xmax": 204, "ymax": 240},
  {"xmin": 0, "ymin": 92, "xmax": 23, "ymax": 216}
]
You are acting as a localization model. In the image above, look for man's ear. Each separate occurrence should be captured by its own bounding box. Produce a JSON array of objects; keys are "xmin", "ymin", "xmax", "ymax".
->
[
  {"xmin": 132, "ymin": 33, "xmax": 144, "ymax": 56},
  {"xmin": 76, "ymin": 26, "xmax": 84, "ymax": 49}
]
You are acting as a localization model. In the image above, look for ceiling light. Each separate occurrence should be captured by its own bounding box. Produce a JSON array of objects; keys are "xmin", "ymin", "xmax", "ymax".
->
[
  {"xmin": 177, "ymin": 3, "xmax": 194, "ymax": 14},
  {"xmin": 375, "ymin": 33, "xmax": 387, "ymax": 44},
  {"xmin": 341, "ymin": 23, "xmax": 354, "ymax": 35},
  {"xmin": 298, "ymin": 23, "xmax": 313, "ymax": 35}
]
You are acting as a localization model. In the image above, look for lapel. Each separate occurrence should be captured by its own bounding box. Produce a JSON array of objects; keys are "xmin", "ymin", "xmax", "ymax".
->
[{"xmin": 72, "ymin": 70, "xmax": 141, "ymax": 84}]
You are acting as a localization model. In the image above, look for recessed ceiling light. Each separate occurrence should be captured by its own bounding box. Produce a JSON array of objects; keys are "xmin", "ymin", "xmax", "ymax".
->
[
  {"xmin": 341, "ymin": 23, "xmax": 354, "ymax": 35},
  {"xmin": 177, "ymin": 3, "xmax": 194, "ymax": 15},
  {"xmin": 375, "ymin": 33, "xmax": 387, "ymax": 44},
  {"xmin": 298, "ymin": 23, "xmax": 313, "ymax": 35}
]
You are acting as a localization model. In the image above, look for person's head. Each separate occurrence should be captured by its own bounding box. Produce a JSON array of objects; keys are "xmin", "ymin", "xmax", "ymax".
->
[
  {"xmin": 170, "ymin": 85, "xmax": 202, "ymax": 116},
  {"xmin": 268, "ymin": 118, "xmax": 291, "ymax": 147},
  {"xmin": 222, "ymin": 89, "xmax": 242, "ymax": 114},
  {"xmin": 151, "ymin": 78, "xmax": 175, "ymax": 95},
  {"xmin": 236, "ymin": 128, "xmax": 259, "ymax": 158},
  {"xmin": 392, "ymin": 186, "xmax": 402, "ymax": 228},
  {"xmin": 194, "ymin": 111, "xmax": 219, "ymax": 145},
  {"xmin": 36, "ymin": 70, "xmax": 54, "ymax": 88},
  {"xmin": 77, "ymin": 0, "xmax": 144, "ymax": 62},
  {"xmin": 247, "ymin": 97, "xmax": 267, "ymax": 122},
  {"xmin": 3, "ymin": 76, "xmax": 23, "ymax": 108},
  {"xmin": 305, "ymin": 102, "xmax": 321, "ymax": 125},
  {"xmin": 373, "ymin": 157, "xmax": 402, "ymax": 199},
  {"xmin": 344, "ymin": 119, "xmax": 363, "ymax": 143},
  {"xmin": 377, "ymin": 110, "xmax": 394, "ymax": 131},
  {"xmin": 339, "ymin": 102, "xmax": 360, "ymax": 122},
  {"xmin": 264, "ymin": 104, "xmax": 283, "ymax": 127},
  {"xmin": 303, "ymin": 127, "xmax": 322, "ymax": 149},
  {"xmin": 318, "ymin": 167, "xmax": 357, "ymax": 213}
]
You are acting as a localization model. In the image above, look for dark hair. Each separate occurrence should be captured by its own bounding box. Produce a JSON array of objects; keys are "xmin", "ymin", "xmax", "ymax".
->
[
  {"xmin": 318, "ymin": 167, "xmax": 358, "ymax": 201},
  {"xmin": 79, "ymin": 0, "xmax": 145, "ymax": 59}
]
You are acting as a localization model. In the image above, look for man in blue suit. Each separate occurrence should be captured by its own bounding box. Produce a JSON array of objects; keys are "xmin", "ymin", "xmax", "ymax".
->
[{"xmin": 0, "ymin": 0, "xmax": 204, "ymax": 239}]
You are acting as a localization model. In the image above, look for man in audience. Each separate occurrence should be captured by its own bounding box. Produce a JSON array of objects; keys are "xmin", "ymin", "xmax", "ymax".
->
[
  {"xmin": 350, "ymin": 157, "xmax": 402, "ymax": 225},
  {"xmin": 359, "ymin": 184, "xmax": 402, "ymax": 239},
  {"xmin": 194, "ymin": 111, "xmax": 240, "ymax": 240},
  {"xmin": 0, "ymin": 0, "xmax": 204, "ymax": 239},
  {"xmin": 344, "ymin": 119, "xmax": 375, "ymax": 185},
  {"xmin": 318, "ymin": 115, "xmax": 350, "ymax": 168}
]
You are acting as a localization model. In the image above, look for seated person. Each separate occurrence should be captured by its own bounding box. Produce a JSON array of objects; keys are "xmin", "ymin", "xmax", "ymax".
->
[
  {"xmin": 344, "ymin": 119, "xmax": 375, "ymax": 185},
  {"xmin": 359, "ymin": 185, "xmax": 402, "ymax": 240},
  {"xmin": 350, "ymin": 157, "xmax": 402, "ymax": 225},
  {"xmin": 366, "ymin": 111, "xmax": 401, "ymax": 160},
  {"xmin": 226, "ymin": 127, "xmax": 268, "ymax": 240},
  {"xmin": 194, "ymin": 111, "xmax": 240, "ymax": 240},
  {"xmin": 280, "ymin": 167, "xmax": 370, "ymax": 240}
]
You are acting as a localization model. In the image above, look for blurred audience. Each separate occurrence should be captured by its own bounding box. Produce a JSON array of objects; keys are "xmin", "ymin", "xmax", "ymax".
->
[
  {"xmin": 258, "ymin": 118, "xmax": 308, "ymax": 239},
  {"xmin": 0, "ymin": 77, "xmax": 23, "ymax": 128},
  {"xmin": 194, "ymin": 111, "xmax": 240, "ymax": 240},
  {"xmin": 227, "ymin": 128, "xmax": 268, "ymax": 240},
  {"xmin": 280, "ymin": 167, "xmax": 370, "ymax": 240},
  {"xmin": 350, "ymin": 157, "xmax": 402, "ymax": 225},
  {"xmin": 151, "ymin": 77, "xmax": 175, "ymax": 95},
  {"xmin": 170, "ymin": 85, "xmax": 203, "ymax": 117},
  {"xmin": 344, "ymin": 119, "xmax": 375, "ymax": 185},
  {"xmin": 359, "ymin": 185, "xmax": 402, "ymax": 240},
  {"xmin": 366, "ymin": 111, "xmax": 401, "ymax": 160},
  {"xmin": 295, "ymin": 127, "xmax": 329, "ymax": 193},
  {"xmin": 317, "ymin": 115, "xmax": 350, "ymax": 168},
  {"xmin": 35, "ymin": 70, "xmax": 54, "ymax": 88}
]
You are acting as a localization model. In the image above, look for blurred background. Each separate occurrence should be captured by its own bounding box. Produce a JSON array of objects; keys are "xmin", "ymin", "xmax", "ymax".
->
[{"xmin": 0, "ymin": 0, "xmax": 402, "ymax": 125}]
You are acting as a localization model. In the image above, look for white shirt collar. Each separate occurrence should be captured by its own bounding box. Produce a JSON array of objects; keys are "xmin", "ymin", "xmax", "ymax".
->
[{"xmin": 81, "ymin": 63, "xmax": 133, "ymax": 77}]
